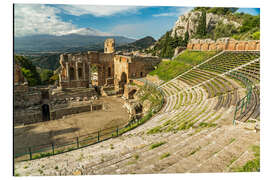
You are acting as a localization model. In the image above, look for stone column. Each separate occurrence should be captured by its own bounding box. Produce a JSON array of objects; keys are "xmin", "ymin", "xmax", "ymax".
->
[
  {"xmin": 76, "ymin": 61, "xmax": 79, "ymax": 80},
  {"xmin": 66, "ymin": 62, "xmax": 70, "ymax": 81},
  {"xmin": 83, "ymin": 62, "xmax": 86, "ymax": 80},
  {"xmin": 88, "ymin": 64, "xmax": 91, "ymax": 87},
  {"xmin": 58, "ymin": 74, "xmax": 62, "ymax": 82}
]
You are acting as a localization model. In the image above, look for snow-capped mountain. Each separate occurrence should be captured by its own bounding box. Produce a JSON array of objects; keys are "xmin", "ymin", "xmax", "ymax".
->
[{"xmin": 58, "ymin": 27, "xmax": 113, "ymax": 36}]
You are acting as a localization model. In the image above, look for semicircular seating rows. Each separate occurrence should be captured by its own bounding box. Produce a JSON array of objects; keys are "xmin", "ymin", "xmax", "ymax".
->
[{"xmin": 14, "ymin": 51, "xmax": 260, "ymax": 175}]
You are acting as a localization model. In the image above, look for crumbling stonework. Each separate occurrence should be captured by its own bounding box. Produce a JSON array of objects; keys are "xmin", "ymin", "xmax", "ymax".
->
[
  {"xmin": 14, "ymin": 63, "xmax": 26, "ymax": 85},
  {"xmin": 15, "ymin": 38, "xmax": 161, "ymax": 125},
  {"xmin": 104, "ymin": 38, "xmax": 115, "ymax": 53},
  {"xmin": 14, "ymin": 86, "xmax": 100, "ymax": 125},
  {"xmin": 187, "ymin": 38, "xmax": 260, "ymax": 51},
  {"xmin": 113, "ymin": 55, "xmax": 161, "ymax": 93}
]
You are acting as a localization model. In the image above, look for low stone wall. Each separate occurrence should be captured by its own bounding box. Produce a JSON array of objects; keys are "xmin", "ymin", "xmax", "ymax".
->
[
  {"xmin": 187, "ymin": 38, "xmax": 260, "ymax": 51},
  {"xmin": 132, "ymin": 79, "xmax": 145, "ymax": 87},
  {"xmin": 51, "ymin": 103, "xmax": 103, "ymax": 120},
  {"xmin": 14, "ymin": 103, "xmax": 103, "ymax": 125},
  {"xmin": 14, "ymin": 111, "xmax": 43, "ymax": 125}
]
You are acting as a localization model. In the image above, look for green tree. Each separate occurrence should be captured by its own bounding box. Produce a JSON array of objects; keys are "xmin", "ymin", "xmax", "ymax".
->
[
  {"xmin": 197, "ymin": 10, "xmax": 207, "ymax": 38},
  {"xmin": 240, "ymin": 15, "xmax": 260, "ymax": 33},
  {"xmin": 40, "ymin": 69, "xmax": 54, "ymax": 85},
  {"xmin": 15, "ymin": 55, "xmax": 41, "ymax": 86},
  {"xmin": 184, "ymin": 31, "xmax": 190, "ymax": 46}
]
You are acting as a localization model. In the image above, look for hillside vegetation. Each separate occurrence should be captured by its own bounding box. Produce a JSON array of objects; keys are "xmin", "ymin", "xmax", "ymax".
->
[
  {"xmin": 15, "ymin": 55, "xmax": 57, "ymax": 86},
  {"xmin": 27, "ymin": 54, "xmax": 61, "ymax": 70},
  {"xmin": 149, "ymin": 50, "xmax": 217, "ymax": 81},
  {"xmin": 148, "ymin": 7, "xmax": 260, "ymax": 58},
  {"xmin": 116, "ymin": 36, "xmax": 156, "ymax": 52}
]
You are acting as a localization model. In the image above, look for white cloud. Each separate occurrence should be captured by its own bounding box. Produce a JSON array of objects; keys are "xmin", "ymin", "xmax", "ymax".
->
[
  {"xmin": 14, "ymin": 4, "xmax": 77, "ymax": 37},
  {"xmin": 14, "ymin": 4, "xmax": 145, "ymax": 37},
  {"xmin": 153, "ymin": 7, "xmax": 192, "ymax": 17},
  {"xmin": 56, "ymin": 5, "xmax": 144, "ymax": 17}
]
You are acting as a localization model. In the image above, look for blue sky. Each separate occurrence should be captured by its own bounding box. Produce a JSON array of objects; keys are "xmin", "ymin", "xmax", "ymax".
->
[{"xmin": 14, "ymin": 4, "xmax": 260, "ymax": 40}]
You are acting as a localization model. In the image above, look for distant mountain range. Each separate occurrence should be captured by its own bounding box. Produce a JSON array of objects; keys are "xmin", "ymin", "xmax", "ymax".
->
[
  {"xmin": 116, "ymin": 36, "xmax": 156, "ymax": 52},
  {"xmin": 14, "ymin": 28, "xmax": 136, "ymax": 54}
]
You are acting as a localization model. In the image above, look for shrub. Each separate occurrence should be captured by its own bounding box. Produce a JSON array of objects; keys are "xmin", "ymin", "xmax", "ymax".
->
[
  {"xmin": 160, "ymin": 153, "xmax": 170, "ymax": 159},
  {"xmin": 150, "ymin": 142, "xmax": 166, "ymax": 149}
]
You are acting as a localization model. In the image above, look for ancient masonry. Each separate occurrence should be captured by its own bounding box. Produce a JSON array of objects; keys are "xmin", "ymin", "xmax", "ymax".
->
[
  {"xmin": 187, "ymin": 38, "xmax": 260, "ymax": 51},
  {"xmin": 14, "ymin": 38, "xmax": 161, "ymax": 125}
]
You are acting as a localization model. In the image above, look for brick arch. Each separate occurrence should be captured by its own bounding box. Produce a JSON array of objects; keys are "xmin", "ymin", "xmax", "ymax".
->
[{"xmin": 70, "ymin": 67, "xmax": 75, "ymax": 80}]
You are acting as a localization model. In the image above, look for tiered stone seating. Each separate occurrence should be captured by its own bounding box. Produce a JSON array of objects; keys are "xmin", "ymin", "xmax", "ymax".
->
[
  {"xmin": 14, "ymin": 51, "xmax": 260, "ymax": 175},
  {"xmin": 199, "ymin": 51, "xmax": 260, "ymax": 73},
  {"xmin": 14, "ymin": 124, "xmax": 259, "ymax": 175}
]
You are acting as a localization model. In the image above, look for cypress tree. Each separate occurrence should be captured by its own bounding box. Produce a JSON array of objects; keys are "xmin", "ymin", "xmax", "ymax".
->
[{"xmin": 197, "ymin": 10, "xmax": 207, "ymax": 38}]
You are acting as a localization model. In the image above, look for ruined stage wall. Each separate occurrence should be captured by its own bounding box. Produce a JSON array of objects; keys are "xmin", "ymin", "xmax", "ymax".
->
[{"xmin": 187, "ymin": 38, "xmax": 260, "ymax": 51}]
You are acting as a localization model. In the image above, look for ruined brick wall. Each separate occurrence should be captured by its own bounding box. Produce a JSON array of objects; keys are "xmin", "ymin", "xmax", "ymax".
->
[
  {"xmin": 113, "ymin": 55, "xmax": 130, "ymax": 92},
  {"xmin": 14, "ymin": 87, "xmax": 43, "ymax": 125},
  {"xmin": 59, "ymin": 52, "xmax": 91, "ymax": 88},
  {"xmin": 114, "ymin": 55, "xmax": 161, "ymax": 84},
  {"xmin": 59, "ymin": 51, "xmax": 115, "ymax": 88},
  {"xmin": 50, "ymin": 103, "xmax": 102, "ymax": 120},
  {"xmin": 187, "ymin": 38, "xmax": 260, "ymax": 51},
  {"xmin": 97, "ymin": 53, "xmax": 115, "ymax": 86},
  {"xmin": 113, "ymin": 55, "xmax": 161, "ymax": 93},
  {"xmin": 14, "ymin": 63, "xmax": 26, "ymax": 85},
  {"xmin": 104, "ymin": 38, "xmax": 115, "ymax": 53}
]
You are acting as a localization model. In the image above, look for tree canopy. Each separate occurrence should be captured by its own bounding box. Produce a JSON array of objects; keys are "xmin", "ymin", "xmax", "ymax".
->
[{"xmin": 15, "ymin": 55, "xmax": 41, "ymax": 86}]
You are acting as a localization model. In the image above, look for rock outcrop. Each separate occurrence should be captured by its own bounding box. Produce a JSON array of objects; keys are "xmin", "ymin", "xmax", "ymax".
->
[{"xmin": 171, "ymin": 11, "xmax": 241, "ymax": 38}]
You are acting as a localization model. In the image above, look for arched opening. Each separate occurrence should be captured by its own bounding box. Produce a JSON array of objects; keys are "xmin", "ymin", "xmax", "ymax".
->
[
  {"xmin": 140, "ymin": 72, "xmax": 143, "ymax": 77},
  {"xmin": 135, "ymin": 104, "xmax": 142, "ymax": 114},
  {"xmin": 121, "ymin": 72, "xmax": 127, "ymax": 83},
  {"xmin": 42, "ymin": 104, "xmax": 50, "ymax": 121},
  {"xmin": 128, "ymin": 89, "xmax": 137, "ymax": 99},
  {"xmin": 78, "ymin": 68, "xmax": 82, "ymax": 79},
  {"xmin": 70, "ymin": 67, "xmax": 75, "ymax": 80},
  {"xmin": 94, "ymin": 85, "xmax": 101, "ymax": 95},
  {"xmin": 108, "ymin": 67, "xmax": 111, "ymax": 77},
  {"xmin": 120, "ymin": 72, "xmax": 127, "ymax": 93}
]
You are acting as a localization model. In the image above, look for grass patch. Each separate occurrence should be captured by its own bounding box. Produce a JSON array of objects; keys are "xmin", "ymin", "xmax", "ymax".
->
[
  {"xmin": 38, "ymin": 169, "xmax": 43, "ymax": 174},
  {"xmin": 189, "ymin": 146, "xmax": 201, "ymax": 156},
  {"xmin": 150, "ymin": 142, "xmax": 166, "ymax": 150},
  {"xmin": 134, "ymin": 154, "xmax": 139, "ymax": 160},
  {"xmin": 199, "ymin": 122, "xmax": 217, "ymax": 128},
  {"xmin": 229, "ymin": 138, "xmax": 236, "ymax": 144},
  {"xmin": 126, "ymin": 161, "xmax": 136, "ymax": 165},
  {"xmin": 149, "ymin": 50, "xmax": 217, "ymax": 81},
  {"xmin": 32, "ymin": 152, "xmax": 52, "ymax": 160},
  {"xmin": 160, "ymin": 153, "xmax": 170, "ymax": 159},
  {"xmin": 147, "ymin": 125, "xmax": 162, "ymax": 134},
  {"xmin": 233, "ymin": 145, "xmax": 260, "ymax": 172},
  {"xmin": 110, "ymin": 144, "xmax": 114, "ymax": 150}
]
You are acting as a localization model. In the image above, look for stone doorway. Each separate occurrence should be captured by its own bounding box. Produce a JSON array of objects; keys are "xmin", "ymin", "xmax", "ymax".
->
[
  {"xmin": 120, "ymin": 72, "xmax": 127, "ymax": 93},
  {"xmin": 128, "ymin": 89, "xmax": 137, "ymax": 99},
  {"xmin": 42, "ymin": 104, "xmax": 50, "ymax": 121}
]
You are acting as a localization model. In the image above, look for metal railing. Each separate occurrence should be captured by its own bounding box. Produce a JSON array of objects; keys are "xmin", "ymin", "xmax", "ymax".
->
[
  {"xmin": 14, "ymin": 82, "xmax": 165, "ymax": 162},
  {"xmin": 14, "ymin": 123, "xmax": 127, "ymax": 162},
  {"xmin": 231, "ymin": 71, "xmax": 255, "ymax": 125}
]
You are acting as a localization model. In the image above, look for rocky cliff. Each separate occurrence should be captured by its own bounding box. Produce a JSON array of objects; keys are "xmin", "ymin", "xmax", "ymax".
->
[{"xmin": 171, "ymin": 11, "xmax": 241, "ymax": 39}]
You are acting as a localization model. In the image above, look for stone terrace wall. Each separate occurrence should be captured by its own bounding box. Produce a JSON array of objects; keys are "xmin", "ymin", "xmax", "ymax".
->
[
  {"xmin": 187, "ymin": 38, "xmax": 260, "ymax": 51},
  {"xmin": 50, "ymin": 103, "xmax": 103, "ymax": 120}
]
